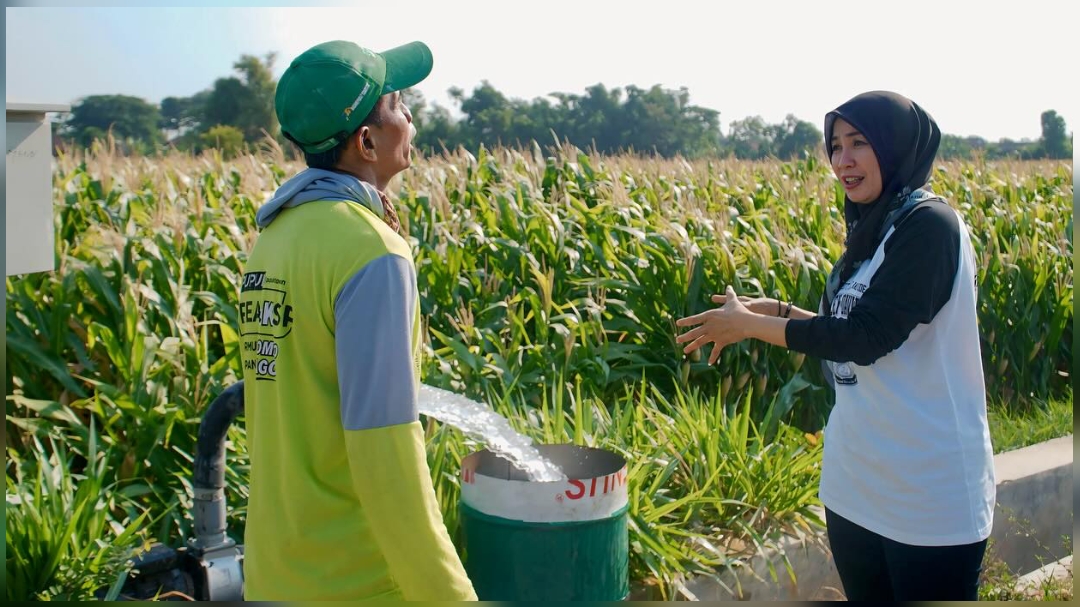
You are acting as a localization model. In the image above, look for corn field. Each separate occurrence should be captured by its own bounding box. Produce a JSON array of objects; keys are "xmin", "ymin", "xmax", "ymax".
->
[{"xmin": 5, "ymin": 139, "xmax": 1072, "ymax": 600}]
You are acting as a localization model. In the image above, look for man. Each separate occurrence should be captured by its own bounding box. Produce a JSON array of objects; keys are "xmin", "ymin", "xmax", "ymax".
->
[{"xmin": 237, "ymin": 40, "xmax": 476, "ymax": 601}]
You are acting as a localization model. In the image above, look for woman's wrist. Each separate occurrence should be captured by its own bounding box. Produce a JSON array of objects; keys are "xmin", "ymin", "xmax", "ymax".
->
[
  {"xmin": 743, "ymin": 306, "xmax": 787, "ymax": 345},
  {"xmin": 753, "ymin": 298, "xmax": 793, "ymax": 318},
  {"xmin": 749, "ymin": 299, "xmax": 776, "ymax": 317},
  {"xmin": 769, "ymin": 299, "xmax": 793, "ymax": 318}
]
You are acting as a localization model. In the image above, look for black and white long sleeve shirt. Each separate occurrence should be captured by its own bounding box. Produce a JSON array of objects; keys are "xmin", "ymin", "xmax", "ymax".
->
[{"xmin": 786, "ymin": 201, "xmax": 996, "ymax": 546}]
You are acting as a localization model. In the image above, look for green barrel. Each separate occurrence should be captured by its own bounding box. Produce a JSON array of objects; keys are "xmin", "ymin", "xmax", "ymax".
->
[{"xmin": 459, "ymin": 444, "xmax": 629, "ymax": 601}]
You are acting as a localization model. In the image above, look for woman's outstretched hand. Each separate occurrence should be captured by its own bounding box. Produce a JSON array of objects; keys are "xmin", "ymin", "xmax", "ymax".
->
[
  {"xmin": 675, "ymin": 285, "xmax": 753, "ymax": 365},
  {"xmin": 710, "ymin": 292, "xmax": 777, "ymax": 315}
]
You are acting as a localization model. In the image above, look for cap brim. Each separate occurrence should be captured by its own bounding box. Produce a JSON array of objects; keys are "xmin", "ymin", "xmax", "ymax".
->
[{"xmin": 379, "ymin": 41, "xmax": 433, "ymax": 93}]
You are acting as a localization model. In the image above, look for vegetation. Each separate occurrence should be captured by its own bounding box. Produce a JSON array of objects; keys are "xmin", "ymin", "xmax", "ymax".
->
[
  {"xmin": 5, "ymin": 141, "xmax": 1072, "ymax": 600},
  {"xmin": 55, "ymin": 54, "xmax": 1073, "ymax": 161},
  {"xmin": 979, "ymin": 515, "xmax": 1073, "ymax": 602},
  {"xmin": 988, "ymin": 392, "xmax": 1073, "ymax": 454},
  {"xmin": 61, "ymin": 94, "xmax": 162, "ymax": 153},
  {"xmin": 198, "ymin": 125, "xmax": 245, "ymax": 160}
]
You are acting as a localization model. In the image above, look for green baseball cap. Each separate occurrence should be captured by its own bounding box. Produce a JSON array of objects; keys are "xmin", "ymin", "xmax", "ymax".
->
[{"xmin": 275, "ymin": 40, "xmax": 433, "ymax": 154}]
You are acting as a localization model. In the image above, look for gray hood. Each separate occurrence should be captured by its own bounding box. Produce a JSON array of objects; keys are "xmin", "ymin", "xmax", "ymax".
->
[{"xmin": 256, "ymin": 168, "xmax": 384, "ymax": 229}]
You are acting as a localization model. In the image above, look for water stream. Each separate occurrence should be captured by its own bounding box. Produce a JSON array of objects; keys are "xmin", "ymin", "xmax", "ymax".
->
[{"xmin": 417, "ymin": 384, "xmax": 566, "ymax": 482}]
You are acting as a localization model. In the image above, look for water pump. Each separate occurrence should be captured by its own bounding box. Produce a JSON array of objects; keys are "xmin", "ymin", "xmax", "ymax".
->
[{"xmin": 105, "ymin": 382, "xmax": 247, "ymax": 601}]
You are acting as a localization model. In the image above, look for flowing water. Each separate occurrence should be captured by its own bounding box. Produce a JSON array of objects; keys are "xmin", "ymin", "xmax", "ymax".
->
[{"xmin": 417, "ymin": 384, "xmax": 566, "ymax": 482}]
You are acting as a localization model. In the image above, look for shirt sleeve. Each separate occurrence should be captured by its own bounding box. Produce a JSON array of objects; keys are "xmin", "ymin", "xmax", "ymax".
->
[
  {"xmin": 334, "ymin": 254, "xmax": 477, "ymax": 600},
  {"xmin": 785, "ymin": 202, "xmax": 961, "ymax": 365},
  {"xmin": 334, "ymin": 253, "xmax": 418, "ymax": 430},
  {"xmin": 344, "ymin": 423, "xmax": 478, "ymax": 600}
]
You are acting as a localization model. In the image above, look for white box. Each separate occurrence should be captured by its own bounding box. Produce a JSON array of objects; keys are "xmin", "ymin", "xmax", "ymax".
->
[{"xmin": 6, "ymin": 102, "xmax": 69, "ymax": 276}]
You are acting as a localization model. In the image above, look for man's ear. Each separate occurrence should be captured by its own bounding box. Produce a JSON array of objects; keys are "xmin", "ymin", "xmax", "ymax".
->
[{"xmin": 355, "ymin": 126, "xmax": 377, "ymax": 161}]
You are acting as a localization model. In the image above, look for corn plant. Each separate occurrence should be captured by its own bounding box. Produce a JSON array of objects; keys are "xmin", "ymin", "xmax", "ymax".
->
[{"xmin": 4, "ymin": 139, "xmax": 1071, "ymax": 599}]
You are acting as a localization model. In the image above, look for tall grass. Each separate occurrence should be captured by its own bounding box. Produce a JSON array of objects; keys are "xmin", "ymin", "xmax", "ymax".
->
[
  {"xmin": 6, "ymin": 422, "xmax": 149, "ymax": 601},
  {"xmin": 5, "ymin": 139, "xmax": 1072, "ymax": 599},
  {"xmin": 988, "ymin": 390, "xmax": 1074, "ymax": 454}
]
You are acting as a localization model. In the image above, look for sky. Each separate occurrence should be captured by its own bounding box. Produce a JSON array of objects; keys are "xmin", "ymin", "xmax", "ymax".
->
[{"xmin": 5, "ymin": 1, "xmax": 1079, "ymax": 141}]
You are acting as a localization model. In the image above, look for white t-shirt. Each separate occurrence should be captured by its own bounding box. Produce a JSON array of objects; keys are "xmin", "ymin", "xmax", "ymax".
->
[{"xmin": 817, "ymin": 208, "xmax": 996, "ymax": 546}]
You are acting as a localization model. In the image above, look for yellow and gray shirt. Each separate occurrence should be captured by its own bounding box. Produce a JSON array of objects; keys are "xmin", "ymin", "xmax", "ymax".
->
[{"xmin": 238, "ymin": 169, "xmax": 476, "ymax": 601}]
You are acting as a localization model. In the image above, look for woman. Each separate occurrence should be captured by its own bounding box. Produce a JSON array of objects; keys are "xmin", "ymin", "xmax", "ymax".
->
[{"xmin": 675, "ymin": 91, "xmax": 995, "ymax": 601}]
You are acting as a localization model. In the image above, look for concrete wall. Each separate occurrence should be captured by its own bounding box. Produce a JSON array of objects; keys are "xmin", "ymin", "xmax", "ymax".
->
[
  {"xmin": 987, "ymin": 435, "xmax": 1073, "ymax": 575},
  {"xmin": 680, "ymin": 517, "xmax": 844, "ymax": 601},
  {"xmin": 674, "ymin": 435, "xmax": 1073, "ymax": 601}
]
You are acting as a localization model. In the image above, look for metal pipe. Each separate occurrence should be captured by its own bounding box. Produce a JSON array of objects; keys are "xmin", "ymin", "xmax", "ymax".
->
[{"xmin": 192, "ymin": 380, "xmax": 245, "ymax": 551}]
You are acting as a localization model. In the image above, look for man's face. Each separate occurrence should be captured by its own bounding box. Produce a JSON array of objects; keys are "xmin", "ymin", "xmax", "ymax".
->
[{"xmin": 367, "ymin": 92, "xmax": 415, "ymax": 181}]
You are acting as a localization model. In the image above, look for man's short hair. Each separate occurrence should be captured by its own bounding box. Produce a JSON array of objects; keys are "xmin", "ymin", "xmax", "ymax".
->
[{"xmin": 303, "ymin": 98, "xmax": 385, "ymax": 170}]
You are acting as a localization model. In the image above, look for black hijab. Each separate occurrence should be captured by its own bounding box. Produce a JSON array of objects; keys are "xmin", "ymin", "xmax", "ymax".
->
[{"xmin": 823, "ymin": 91, "xmax": 941, "ymax": 299}]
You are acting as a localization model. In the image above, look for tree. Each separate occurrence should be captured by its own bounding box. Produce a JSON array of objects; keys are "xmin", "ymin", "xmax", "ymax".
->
[
  {"xmin": 551, "ymin": 84, "xmax": 624, "ymax": 151},
  {"xmin": 199, "ymin": 124, "xmax": 245, "ymax": 158},
  {"xmin": 202, "ymin": 53, "xmax": 278, "ymax": 143},
  {"xmin": 458, "ymin": 80, "xmax": 514, "ymax": 149},
  {"xmin": 63, "ymin": 95, "xmax": 162, "ymax": 148},
  {"xmin": 159, "ymin": 91, "xmax": 209, "ymax": 133},
  {"xmin": 619, "ymin": 85, "xmax": 721, "ymax": 157},
  {"xmin": 1039, "ymin": 110, "xmax": 1071, "ymax": 159},
  {"xmin": 939, "ymin": 134, "xmax": 988, "ymax": 159},
  {"xmin": 986, "ymin": 138, "xmax": 1038, "ymax": 159},
  {"xmin": 440, "ymin": 81, "xmax": 723, "ymax": 158},
  {"xmin": 772, "ymin": 114, "xmax": 823, "ymax": 160},
  {"xmin": 727, "ymin": 116, "xmax": 772, "ymax": 159},
  {"xmin": 402, "ymin": 88, "xmax": 462, "ymax": 154}
]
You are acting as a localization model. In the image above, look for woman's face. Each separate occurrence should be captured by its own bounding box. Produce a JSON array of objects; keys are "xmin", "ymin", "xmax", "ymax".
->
[{"xmin": 829, "ymin": 118, "xmax": 883, "ymax": 204}]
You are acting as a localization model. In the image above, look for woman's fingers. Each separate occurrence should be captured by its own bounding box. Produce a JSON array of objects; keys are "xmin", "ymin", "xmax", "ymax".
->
[
  {"xmin": 682, "ymin": 287, "xmax": 742, "ymax": 364},
  {"xmin": 677, "ymin": 326, "xmax": 735, "ymax": 362},
  {"xmin": 675, "ymin": 312, "xmax": 705, "ymax": 327},
  {"xmin": 709, "ymin": 341, "xmax": 730, "ymax": 365},
  {"xmin": 675, "ymin": 325, "xmax": 706, "ymax": 344},
  {"xmin": 711, "ymin": 293, "xmax": 753, "ymax": 305},
  {"xmin": 684, "ymin": 335, "xmax": 711, "ymax": 355}
]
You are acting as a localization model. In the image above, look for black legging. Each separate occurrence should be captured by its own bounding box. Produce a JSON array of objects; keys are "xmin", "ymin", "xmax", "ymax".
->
[{"xmin": 825, "ymin": 506, "xmax": 988, "ymax": 601}]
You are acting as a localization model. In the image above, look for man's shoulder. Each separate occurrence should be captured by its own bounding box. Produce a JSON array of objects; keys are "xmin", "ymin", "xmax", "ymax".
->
[{"xmin": 264, "ymin": 200, "xmax": 411, "ymax": 259}]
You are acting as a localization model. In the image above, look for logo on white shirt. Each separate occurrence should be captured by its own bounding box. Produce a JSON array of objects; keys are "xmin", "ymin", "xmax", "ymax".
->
[{"xmin": 828, "ymin": 279, "xmax": 869, "ymax": 385}]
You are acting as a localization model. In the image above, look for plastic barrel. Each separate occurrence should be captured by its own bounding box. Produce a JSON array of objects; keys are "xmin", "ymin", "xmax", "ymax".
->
[{"xmin": 459, "ymin": 444, "xmax": 629, "ymax": 601}]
